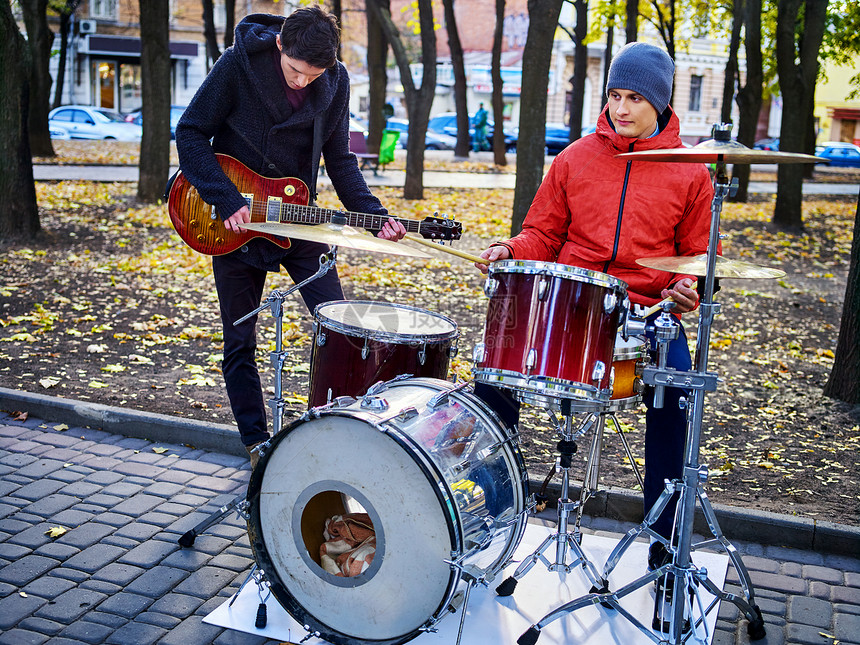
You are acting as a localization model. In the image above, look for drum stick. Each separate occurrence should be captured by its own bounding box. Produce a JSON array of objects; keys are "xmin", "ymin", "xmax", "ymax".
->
[
  {"xmin": 404, "ymin": 233, "xmax": 487, "ymax": 265},
  {"xmin": 639, "ymin": 280, "xmax": 699, "ymax": 318}
]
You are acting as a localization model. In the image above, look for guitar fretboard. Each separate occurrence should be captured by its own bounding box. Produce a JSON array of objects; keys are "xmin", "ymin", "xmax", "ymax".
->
[{"xmin": 276, "ymin": 202, "xmax": 424, "ymax": 233}]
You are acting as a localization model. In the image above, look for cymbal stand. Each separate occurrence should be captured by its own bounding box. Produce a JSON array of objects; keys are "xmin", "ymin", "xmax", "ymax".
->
[
  {"xmin": 495, "ymin": 398, "xmax": 610, "ymax": 599},
  {"xmin": 177, "ymin": 249, "xmax": 338, "ymax": 549},
  {"xmin": 516, "ymin": 125, "xmax": 766, "ymax": 645}
]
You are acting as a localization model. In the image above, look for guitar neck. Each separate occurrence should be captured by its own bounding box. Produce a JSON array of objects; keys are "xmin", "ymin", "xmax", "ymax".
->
[{"xmin": 278, "ymin": 202, "xmax": 423, "ymax": 234}]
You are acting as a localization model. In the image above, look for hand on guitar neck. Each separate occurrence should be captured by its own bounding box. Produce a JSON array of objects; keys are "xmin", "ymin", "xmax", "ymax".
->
[{"xmin": 224, "ymin": 204, "xmax": 406, "ymax": 240}]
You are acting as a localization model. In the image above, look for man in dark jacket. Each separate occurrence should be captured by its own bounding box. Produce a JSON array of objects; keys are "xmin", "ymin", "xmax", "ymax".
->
[{"xmin": 175, "ymin": 7, "xmax": 403, "ymax": 466}]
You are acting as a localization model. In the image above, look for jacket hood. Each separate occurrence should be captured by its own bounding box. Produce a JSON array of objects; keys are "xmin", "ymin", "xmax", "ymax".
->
[
  {"xmin": 230, "ymin": 13, "xmax": 340, "ymax": 123},
  {"xmin": 595, "ymin": 104, "xmax": 683, "ymax": 152}
]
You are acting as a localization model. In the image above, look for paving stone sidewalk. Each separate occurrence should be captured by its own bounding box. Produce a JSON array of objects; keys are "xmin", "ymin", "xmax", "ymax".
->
[{"xmin": 0, "ymin": 412, "xmax": 858, "ymax": 645}]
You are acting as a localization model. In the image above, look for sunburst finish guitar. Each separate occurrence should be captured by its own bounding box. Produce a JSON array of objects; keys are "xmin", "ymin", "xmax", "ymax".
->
[{"xmin": 167, "ymin": 154, "xmax": 462, "ymax": 256}]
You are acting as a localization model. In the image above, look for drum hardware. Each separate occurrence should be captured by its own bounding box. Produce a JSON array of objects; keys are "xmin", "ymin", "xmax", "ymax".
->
[
  {"xmin": 637, "ymin": 254, "xmax": 787, "ymax": 280},
  {"xmin": 177, "ymin": 251, "xmax": 338, "ymax": 550},
  {"xmin": 516, "ymin": 124, "xmax": 772, "ymax": 645},
  {"xmin": 495, "ymin": 398, "xmax": 611, "ymax": 600}
]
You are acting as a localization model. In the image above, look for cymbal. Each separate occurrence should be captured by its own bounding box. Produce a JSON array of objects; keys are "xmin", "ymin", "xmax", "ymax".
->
[
  {"xmin": 636, "ymin": 254, "xmax": 787, "ymax": 279},
  {"xmin": 240, "ymin": 221, "xmax": 430, "ymax": 258},
  {"xmin": 617, "ymin": 138, "xmax": 822, "ymax": 164}
]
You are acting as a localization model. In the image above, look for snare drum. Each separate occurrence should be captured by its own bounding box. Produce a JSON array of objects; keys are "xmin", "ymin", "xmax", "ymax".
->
[
  {"xmin": 309, "ymin": 301, "xmax": 458, "ymax": 408},
  {"xmin": 474, "ymin": 260, "xmax": 628, "ymax": 408},
  {"xmin": 247, "ymin": 378, "xmax": 527, "ymax": 645},
  {"xmin": 608, "ymin": 334, "xmax": 648, "ymax": 411}
]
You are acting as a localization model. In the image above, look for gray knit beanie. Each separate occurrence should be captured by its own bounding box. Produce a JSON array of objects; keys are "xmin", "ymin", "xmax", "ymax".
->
[{"xmin": 605, "ymin": 42, "xmax": 675, "ymax": 114}]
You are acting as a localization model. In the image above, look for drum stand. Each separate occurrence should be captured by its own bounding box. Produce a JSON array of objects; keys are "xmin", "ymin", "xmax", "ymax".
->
[
  {"xmin": 516, "ymin": 129, "xmax": 766, "ymax": 645},
  {"xmin": 495, "ymin": 398, "xmax": 611, "ymax": 599},
  {"xmin": 177, "ymin": 249, "xmax": 338, "ymax": 549}
]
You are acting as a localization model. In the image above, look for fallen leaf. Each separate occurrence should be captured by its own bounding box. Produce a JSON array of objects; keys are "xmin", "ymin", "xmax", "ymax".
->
[
  {"xmin": 39, "ymin": 377, "xmax": 61, "ymax": 389},
  {"xmin": 152, "ymin": 447, "xmax": 168, "ymax": 454},
  {"xmin": 53, "ymin": 424, "xmax": 69, "ymax": 432},
  {"xmin": 45, "ymin": 526, "xmax": 68, "ymax": 538}
]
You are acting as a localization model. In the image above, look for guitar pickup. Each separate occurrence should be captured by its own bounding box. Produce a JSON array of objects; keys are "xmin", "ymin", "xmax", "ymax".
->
[
  {"xmin": 241, "ymin": 193, "xmax": 254, "ymax": 211},
  {"xmin": 266, "ymin": 196, "xmax": 282, "ymax": 222}
]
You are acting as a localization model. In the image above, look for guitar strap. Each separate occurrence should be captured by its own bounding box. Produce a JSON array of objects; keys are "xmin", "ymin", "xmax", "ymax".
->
[{"xmin": 309, "ymin": 110, "xmax": 325, "ymax": 205}]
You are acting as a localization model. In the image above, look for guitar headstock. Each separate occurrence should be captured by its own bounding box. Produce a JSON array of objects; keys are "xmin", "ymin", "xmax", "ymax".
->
[{"xmin": 418, "ymin": 214, "xmax": 462, "ymax": 241}]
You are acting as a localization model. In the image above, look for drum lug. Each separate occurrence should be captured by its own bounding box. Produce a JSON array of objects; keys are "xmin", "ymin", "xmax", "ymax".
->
[
  {"xmin": 537, "ymin": 275, "xmax": 550, "ymax": 300},
  {"xmin": 418, "ymin": 346, "xmax": 427, "ymax": 366},
  {"xmin": 603, "ymin": 292, "xmax": 618, "ymax": 314},
  {"xmin": 483, "ymin": 275, "xmax": 499, "ymax": 298},
  {"xmin": 360, "ymin": 395, "xmax": 389, "ymax": 412},
  {"xmin": 316, "ymin": 331, "xmax": 327, "ymax": 346},
  {"xmin": 394, "ymin": 406, "xmax": 419, "ymax": 422},
  {"xmin": 472, "ymin": 342, "xmax": 485, "ymax": 364},
  {"xmin": 449, "ymin": 343, "xmax": 459, "ymax": 358},
  {"xmin": 525, "ymin": 348, "xmax": 537, "ymax": 370},
  {"xmin": 361, "ymin": 337, "xmax": 370, "ymax": 360},
  {"xmin": 591, "ymin": 360, "xmax": 606, "ymax": 383}
]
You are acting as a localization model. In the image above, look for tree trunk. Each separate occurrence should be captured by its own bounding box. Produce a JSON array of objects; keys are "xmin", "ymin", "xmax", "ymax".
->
[
  {"xmin": 367, "ymin": 0, "xmax": 437, "ymax": 200},
  {"xmin": 601, "ymin": 18, "xmax": 614, "ymax": 112},
  {"xmin": 138, "ymin": 0, "xmax": 172, "ymax": 203},
  {"xmin": 20, "ymin": 0, "xmax": 54, "ymax": 157},
  {"xmin": 329, "ymin": 0, "xmax": 342, "ymax": 62},
  {"xmin": 366, "ymin": 0, "xmax": 389, "ymax": 154},
  {"xmin": 491, "ymin": 0, "xmax": 507, "ymax": 165},
  {"xmin": 202, "ymin": 0, "xmax": 220, "ymax": 67},
  {"xmin": 53, "ymin": 2, "xmax": 82, "ymax": 110},
  {"xmin": 731, "ymin": 0, "xmax": 763, "ymax": 203},
  {"xmin": 223, "ymin": 0, "xmax": 235, "ymax": 49},
  {"xmin": 511, "ymin": 0, "xmax": 564, "ymax": 235},
  {"xmin": 568, "ymin": 0, "xmax": 588, "ymax": 142},
  {"xmin": 720, "ymin": 0, "xmax": 742, "ymax": 125},
  {"xmin": 0, "ymin": 2, "xmax": 40, "ymax": 241},
  {"xmin": 443, "ymin": 0, "xmax": 470, "ymax": 158},
  {"xmin": 822, "ymin": 187, "xmax": 860, "ymax": 403},
  {"xmin": 774, "ymin": 0, "xmax": 827, "ymax": 230},
  {"xmin": 625, "ymin": 0, "xmax": 638, "ymax": 42}
]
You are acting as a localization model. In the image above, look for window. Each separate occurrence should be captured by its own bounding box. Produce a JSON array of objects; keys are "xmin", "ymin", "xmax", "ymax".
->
[
  {"xmin": 90, "ymin": 0, "xmax": 117, "ymax": 20},
  {"xmin": 689, "ymin": 75, "xmax": 703, "ymax": 113}
]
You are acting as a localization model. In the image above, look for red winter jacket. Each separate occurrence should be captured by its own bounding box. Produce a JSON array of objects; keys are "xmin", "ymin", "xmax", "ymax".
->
[{"xmin": 498, "ymin": 106, "xmax": 715, "ymax": 309}]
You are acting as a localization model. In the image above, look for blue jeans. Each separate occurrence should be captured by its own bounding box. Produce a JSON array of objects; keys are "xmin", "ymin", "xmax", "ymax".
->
[{"xmin": 212, "ymin": 241, "xmax": 343, "ymax": 446}]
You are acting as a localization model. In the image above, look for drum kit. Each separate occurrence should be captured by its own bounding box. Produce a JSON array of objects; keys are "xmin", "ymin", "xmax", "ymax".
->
[{"xmin": 178, "ymin": 127, "xmax": 820, "ymax": 645}]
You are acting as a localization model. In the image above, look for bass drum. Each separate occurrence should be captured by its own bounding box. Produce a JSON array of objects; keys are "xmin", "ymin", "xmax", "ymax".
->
[{"xmin": 246, "ymin": 378, "xmax": 528, "ymax": 645}]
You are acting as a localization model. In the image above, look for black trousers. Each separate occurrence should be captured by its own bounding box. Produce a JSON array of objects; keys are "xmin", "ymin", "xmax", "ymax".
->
[{"xmin": 212, "ymin": 241, "xmax": 343, "ymax": 446}]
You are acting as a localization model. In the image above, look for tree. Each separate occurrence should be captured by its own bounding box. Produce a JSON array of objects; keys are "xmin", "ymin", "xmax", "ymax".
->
[
  {"xmin": 329, "ymin": 0, "xmax": 342, "ymax": 61},
  {"xmin": 52, "ymin": 0, "xmax": 82, "ymax": 110},
  {"xmin": 773, "ymin": 0, "xmax": 827, "ymax": 230},
  {"xmin": 565, "ymin": 0, "xmax": 588, "ymax": 142},
  {"xmin": 202, "ymin": 0, "xmax": 220, "ymax": 66},
  {"xmin": 366, "ymin": 0, "xmax": 437, "ymax": 199},
  {"xmin": 822, "ymin": 189, "xmax": 860, "ymax": 404},
  {"xmin": 490, "ymin": 0, "xmax": 507, "ymax": 165},
  {"xmin": 366, "ymin": 0, "xmax": 389, "ymax": 154},
  {"xmin": 625, "ymin": 0, "xmax": 638, "ymax": 41},
  {"xmin": 442, "ymin": 0, "xmax": 471, "ymax": 158},
  {"xmin": 729, "ymin": 0, "xmax": 763, "ymax": 203},
  {"xmin": 0, "ymin": 1, "xmax": 40, "ymax": 241},
  {"xmin": 511, "ymin": 0, "xmax": 564, "ymax": 235},
  {"xmin": 20, "ymin": 0, "xmax": 55, "ymax": 157},
  {"xmin": 137, "ymin": 0, "xmax": 171, "ymax": 203}
]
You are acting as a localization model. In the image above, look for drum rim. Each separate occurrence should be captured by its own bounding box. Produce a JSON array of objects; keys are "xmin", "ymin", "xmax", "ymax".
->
[
  {"xmin": 613, "ymin": 337, "xmax": 648, "ymax": 360},
  {"xmin": 246, "ymin": 410, "xmax": 460, "ymax": 645},
  {"xmin": 314, "ymin": 300, "xmax": 459, "ymax": 343},
  {"xmin": 489, "ymin": 259, "xmax": 628, "ymax": 292},
  {"xmin": 473, "ymin": 367, "xmax": 611, "ymax": 403}
]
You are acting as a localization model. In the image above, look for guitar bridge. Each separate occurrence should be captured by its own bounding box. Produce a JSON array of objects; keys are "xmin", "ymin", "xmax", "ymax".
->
[{"xmin": 266, "ymin": 196, "xmax": 282, "ymax": 223}]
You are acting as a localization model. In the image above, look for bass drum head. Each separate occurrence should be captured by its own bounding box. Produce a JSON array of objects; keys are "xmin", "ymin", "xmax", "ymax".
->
[{"xmin": 247, "ymin": 413, "xmax": 455, "ymax": 645}]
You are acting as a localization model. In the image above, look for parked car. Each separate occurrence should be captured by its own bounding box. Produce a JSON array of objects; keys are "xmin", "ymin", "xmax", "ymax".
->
[
  {"xmin": 541, "ymin": 123, "xmax": 596, "ymax": 155},
  {"xmin": 124, "ymin": 105, "xmax": 186, "ymax": 139},
  {"xmin": 48, "ymin": 105, "xmax": 142, "ymax": 141},
  {"xmin": 815, "ymin": 142, "xmax": 860, "ymax": 168},
  {"xmin": 753, "ymin": 138, "xmax": 780, "ymax": 151},
  {"xmin": 427, "ymin": 112, "xmax": 517, "ymax": 151},
  {"xmin": 384, "ymin": 118, "xmax": 457, "ymax": 150},
  {"xmin": 49, "ymin": 125, "xmax": 71, "ymax": 140}
]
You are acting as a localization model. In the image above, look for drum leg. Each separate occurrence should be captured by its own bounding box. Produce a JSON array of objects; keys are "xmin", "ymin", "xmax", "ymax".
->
[
  {"xmin": 496, "ymin": 413, "xmax": 608, "ymax": 599},
  {"xmin": 609, "ymin": 412, "xmax": 645, "ymax": 490},
  {"xmin": 573, "ymin": 412, "xmax": 604, "ymax": 541}
]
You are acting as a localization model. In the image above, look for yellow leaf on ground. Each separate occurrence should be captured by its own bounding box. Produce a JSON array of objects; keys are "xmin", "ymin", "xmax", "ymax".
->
[
  {"xmin": 88, "ymin": 380, "xmax": 109, "ymax": 388},
  {"xmin": 39, "ymin": 377, "xmax": 61, "ymax": 389},
  {"xmin": 45, "ymin": 526, "xmax": 68, "ymax": 538},
  {"xmin": 152, "ymin": 447, "xmax": 168, "ymax": 454},
  {"xmin": 53, "ymin": 424, "xmax": 69, "ymax": 432}
]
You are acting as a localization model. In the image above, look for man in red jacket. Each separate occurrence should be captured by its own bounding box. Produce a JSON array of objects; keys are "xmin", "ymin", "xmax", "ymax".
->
[{"xmin": 476, "ymin": 42, "xmax": 714, "ymax": 582}]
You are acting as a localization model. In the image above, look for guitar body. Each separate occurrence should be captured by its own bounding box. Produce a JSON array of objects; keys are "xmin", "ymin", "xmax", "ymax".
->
[
  {"xmin": 167, "ymin": 154, "xmax": 311, "ymax": 256},
  {"xmin": 168, "ymin": 153, "xmax": 462, "ymax": 256}
]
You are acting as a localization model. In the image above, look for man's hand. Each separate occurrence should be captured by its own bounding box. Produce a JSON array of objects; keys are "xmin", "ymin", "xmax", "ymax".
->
[
  {"xmin": 475, "ymin": 245, "xmax": 511, "ymax": 274},
  {"xmin": 661, "ymin": 277, "xmax": 699, "ymax": 313},
  {"xmin": 377, "ymin": 217, "xmax": 407, "ymax": 241},
  {"xmin": 224, "ymin": 206, "xmax": 251, "ymax": 233}
]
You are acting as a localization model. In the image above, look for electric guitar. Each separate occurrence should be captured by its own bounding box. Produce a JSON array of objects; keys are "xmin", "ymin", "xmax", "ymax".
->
[{"xmin": 167, "ymin": 154, "xmax": 462, "ymax": 256}]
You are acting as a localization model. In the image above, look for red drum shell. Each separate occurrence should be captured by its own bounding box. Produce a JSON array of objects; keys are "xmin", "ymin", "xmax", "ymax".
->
[
  {"xmin": 309, "ymin": 301, "xmax": 458, "ymax": 408},
  {"xmin": 475, "ymin": 260, "xmax": 627, "ymax": 404}
]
